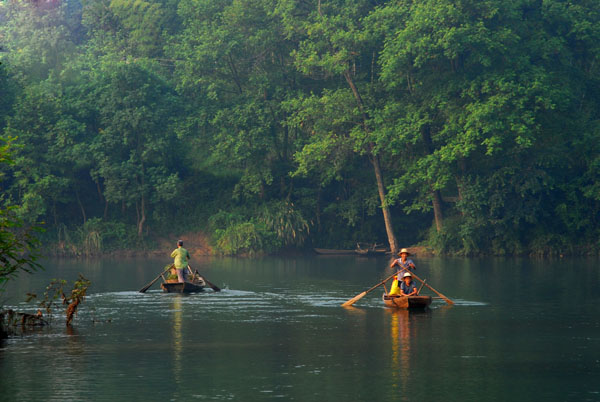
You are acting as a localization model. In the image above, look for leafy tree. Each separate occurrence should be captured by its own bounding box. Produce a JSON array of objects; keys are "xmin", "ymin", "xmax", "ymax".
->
[
  {"xmin": 276, "ymin": 0, "xmax": 400, "ymax": 253},
  {"xmin": 88, "ymin": 60, "xmax": 181, "ymax": 236},
  {"xmin": 81, "ymin": 0, "xmax": 167, "ymax": 60},
  {"xmin": 172, "ymin": 0, "xmax": 303, "ymax": 200},
  {"xmin": 3, "ymin": 80, "xmax": 90, "ymax": 225},
  {"xmin": 0, "ymin": 138, "xmax": 42, "ymax": 292},
  {"xmin": 2, "ymin": 0, "xmax": 600, "ymax": 256},
  {"xmin": 374, "ymin": 0, "xmax": 598, "ymax": 253},
  {"xmin": 0, "ymin": 0, "xmax": 79, "ymax": 84}
]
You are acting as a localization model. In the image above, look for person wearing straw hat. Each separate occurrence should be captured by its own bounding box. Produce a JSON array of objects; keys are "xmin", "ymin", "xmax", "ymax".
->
[
  {"xmin": 390, "ymin": 248, "xmax": 416, "ymax": 272},
  {"xmin": 170, "ymin": 240, "xmax": 191, "ymax": 283},
  {"xmin": 399, "ymin": 272, "xmax": 418, "ymax": 296}
]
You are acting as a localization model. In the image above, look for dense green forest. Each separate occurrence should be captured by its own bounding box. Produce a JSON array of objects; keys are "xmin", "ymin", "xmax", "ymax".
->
[{"xmin": 1, "ymin": 0, "xmax": 599, "ymax": 256}]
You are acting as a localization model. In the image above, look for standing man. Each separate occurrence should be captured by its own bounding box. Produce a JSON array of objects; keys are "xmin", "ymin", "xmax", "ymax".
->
[
  {"xmin": 171, "ymin": 240, "xmax": 190, "ymax": 283},
  {"xmin": 390, "ymin": 248, "xmax": 416, "ymax": 274}
]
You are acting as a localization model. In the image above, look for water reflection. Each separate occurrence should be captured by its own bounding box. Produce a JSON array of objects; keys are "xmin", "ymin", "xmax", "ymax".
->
[
  {"xmin": 389, "ymin": 309, "xmax": 410, "ymax": 396},
  {"xmin": 2, "ymin": 256, "xmax": 600, "ymax": 401},
  {"xmin": 387, "ymin": 308, "xmax": 432, "ymax": 400},
  {"xmin": 172, "ymin": 295, "xmax": 183, "ymax": 398}
]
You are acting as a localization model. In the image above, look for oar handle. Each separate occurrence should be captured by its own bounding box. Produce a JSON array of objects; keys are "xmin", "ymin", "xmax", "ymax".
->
[
  {"xmin": 410, "ymin": 271, "xmax": 454, "ymax": 305},
  {"xmin": 139, "ymin": 265, "xmax": 174, "ymax": 293},
  {"xmin": 365, "ymin": 271, "xmax": 398, "ymax": 293},
  {"xmin": 189, "ymin": 265, "xmax": 221, "ymax": 292},
  {"xmin": 417, "ymin": 279, "xmax": 426, "ymax": 294}
]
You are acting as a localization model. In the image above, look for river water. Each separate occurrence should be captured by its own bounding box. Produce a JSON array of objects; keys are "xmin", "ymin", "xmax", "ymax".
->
[{"xmin": 1, "ymin": 256, "xmax": 599, "ymax": 401}]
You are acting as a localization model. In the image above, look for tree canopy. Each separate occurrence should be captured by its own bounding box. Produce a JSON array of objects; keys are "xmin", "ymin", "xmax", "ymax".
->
[{"xmin": 1, "ymin": 0, "xmax": 599, "ymax": 256}]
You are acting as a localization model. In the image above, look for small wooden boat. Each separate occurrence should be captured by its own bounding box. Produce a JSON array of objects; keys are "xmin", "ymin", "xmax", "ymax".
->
[
  {"xmin": 355, "ymin": 242, "xmax": 390, "ymax": 256},
  {"xmin": 314, "ymin": 248, "xmax": 356, "ymax": 255},
  {"xmin": 161, "ymin": 280, "xmax": 205, "ymax": 293},
  {"xmin": 355, "ymin": 248, "xmax": 390, "ymax": 256},
  {"xmin": 382, "ymin": 294, "xmax": 432, "ymax": 309},
  {"xmin": 160, "ymin": 268, "xmax": 206, "ymax": 293},
  {"xmin": 139, "ymin": 265, "xmax": 220, "ymax": 294}
]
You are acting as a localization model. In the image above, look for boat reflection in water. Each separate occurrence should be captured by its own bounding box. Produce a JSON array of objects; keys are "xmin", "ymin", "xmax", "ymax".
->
[
  {"xmin": 172, "ymin": 296, "xmax": 183, "ymax": 396},
  {"xmin": 387, "ymin": 308, "xmax": 431, "ymax": 397}
]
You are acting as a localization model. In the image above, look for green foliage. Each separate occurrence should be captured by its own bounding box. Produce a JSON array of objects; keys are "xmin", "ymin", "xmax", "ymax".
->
[
  {"xmin": 213, "ymin": 221, "xmax": 279, "ymax": 256},
  {"xmin": 0, "ymin": 139, "xmax": 42, "ymax": 291},
  {"xmin": 0, "ymin": 0, "xmax": 79, "ymax": 84},
  {"xmin": 209, "ymin": 200, "xmax": 310, "ymax": 255},
  {"xmin": 0, "ymin": 206, "xmax": 43, "ymax": 290},
  {"xmin": 2, "ymin": 0, "xmax": 600, "ymax": 255},
  {"xmin": 54, "ymin": 218, "xmax": 139, "ymax": 256},
  {"xmin": 259, "ymin": 201, "xmax": 310, "ymax": 247}
]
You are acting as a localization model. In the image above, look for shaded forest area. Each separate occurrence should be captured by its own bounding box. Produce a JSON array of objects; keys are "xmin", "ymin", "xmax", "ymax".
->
[{"xmin": 1, "ymin": 0, "xmax": 599, "ymax": 256}]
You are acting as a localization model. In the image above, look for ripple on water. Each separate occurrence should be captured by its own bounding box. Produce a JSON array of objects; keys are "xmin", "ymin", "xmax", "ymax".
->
[
  {"xmin": 451, "ymin": 299, "xmax": 488, "ymax": 306},
  {"xmin": 32, "ymin": 288, "xmax": 489, "ymax": 328}
]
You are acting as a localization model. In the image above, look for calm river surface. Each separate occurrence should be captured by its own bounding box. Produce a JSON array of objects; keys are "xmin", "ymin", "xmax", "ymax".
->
[{"xmin": 1, "ymin": 255, "xmax": 599, "ymax": 401}]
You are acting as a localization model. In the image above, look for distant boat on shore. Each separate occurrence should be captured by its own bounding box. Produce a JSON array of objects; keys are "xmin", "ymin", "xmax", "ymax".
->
[
  {"xmin": 313, "ymin": 248, "xmax": 356, "ymax": 255},
  {"xmin": 314, "ymin": 244, "xmax": 391, "ymax": 256}
]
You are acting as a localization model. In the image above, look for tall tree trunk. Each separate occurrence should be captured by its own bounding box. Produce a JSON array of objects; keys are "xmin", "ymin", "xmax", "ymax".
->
[
  {"xmin": 137, "ymin": 194, "xmax": 146, "ymax": 237},
  {"xmin": 455, "ymin": 158, "xmax": 467, "ymax": 216},
  {"xmin": 75, "ymin": 188, "xmax": 86, "ymax": 225},
  {"xmin": 316, "ymin": 187, "xmax": 322, "ymax": 235},
  {"xmin": 96, "ymin": 180, "xmax": 109, "ymax": 220},
  {"xmin": 421, "ymin": 125, "xmax": 444, "ymax": 232},
  {"xmin": 372, "ymin": 153, "xmax": 399, "ymax": 253},
  {"xmin": 104, "ymin": 200, "xmax": 109, "ymax": 221},
  {"xmin": 343, "ymin": 70, "xmax": 399, "ymax": 253},
  {"xmin": 431, "ymin": 190, "xmax": 443, "ymax": 232},
  {"xmin": 52, "ymin": 201, "xmax": 58, "ymax": 226}
]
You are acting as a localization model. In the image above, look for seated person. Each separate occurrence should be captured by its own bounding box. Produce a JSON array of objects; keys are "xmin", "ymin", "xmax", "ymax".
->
[{"xmin": 399, "ymin": 272, "xmax": 418, "ymax": 296}]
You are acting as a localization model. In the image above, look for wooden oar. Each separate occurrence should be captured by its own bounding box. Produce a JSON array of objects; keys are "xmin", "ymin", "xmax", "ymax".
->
[
  {"xmin": 341, "ymin": 272, "xmax": 398, "ymax": 307},
  {"xmin": 139, "ymin": 265, "xmax": 173, "ymax": 293},
  {"xmin": 188, "ymin": 265, "xmax": 220, "ymax": 292},
  {"xmin": 409, "ymin": 271, "xmax": 454, "ymax": 305},
  {"xmin": 417, "ymin": 279, "xmax": 426, "ymax": 294}
]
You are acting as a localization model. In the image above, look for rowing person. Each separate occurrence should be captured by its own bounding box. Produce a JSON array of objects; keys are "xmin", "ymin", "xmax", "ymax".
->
[
  {"xmin": 390, "ymin": 248, "xmax": 416, "ymax": 274},
  {"xmin": 170, "ymin": 240, "xmax": 191, "ymax": 283}
]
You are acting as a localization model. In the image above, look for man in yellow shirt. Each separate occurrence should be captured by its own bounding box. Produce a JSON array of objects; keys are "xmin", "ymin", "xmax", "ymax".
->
[{"xmin": 170, "ymin": 240, "xmax": 191, "ymax": 283}]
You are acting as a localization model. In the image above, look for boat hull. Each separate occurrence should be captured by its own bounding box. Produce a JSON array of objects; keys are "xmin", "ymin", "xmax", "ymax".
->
[
  {"xmin": 355, "ymin": 248, "xmax": 390, "ymax": 256},
  {"xmin": 314, "ymin": 248, "xmax": 356, "ymax": 255},
  {"xmin": 382, "ymin": 294, "xmax": 432, "ymax": 309},
  {"xmin": 161, "ymin": 281, "xmax": 205, "ymax": 293}
]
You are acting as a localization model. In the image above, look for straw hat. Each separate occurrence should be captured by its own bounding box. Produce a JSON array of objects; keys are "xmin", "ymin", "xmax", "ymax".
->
[
  {"xmin": 397, "ymin": 248, "xmax": 411, "ymax": 256},
  {"xmin": 402, "ymin": 272, "xmax": 412, "ymax": 278}
]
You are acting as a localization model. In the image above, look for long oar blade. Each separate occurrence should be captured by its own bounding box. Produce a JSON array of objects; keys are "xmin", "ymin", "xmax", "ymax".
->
[
  {"xmin": 410, "ymin": 271, "xmax": 454, "ymax": 305},
  {"xmin": 203, "ymin": 278, "xmax": 221, "ymax": 292},
  {"xmin": 341, "ymin": 272, "xmax": 397, "ymax": 307},
  {"xmin": 424, "ymin": 282, "xmax": 454, "ymax": 305},
  {"xmin": 139, "ymin": 274, "xmax": 162, "ymax": 293},
  {"xmin": 139, "ymin": 265, "xmax": 173, "ymax": 293},
  {"xmin": 341, "ymin": 291, "xmax": 367, "ymax": 307},
  {"xmin": 189, "ymin": 265, "xmax": 221, "ymax": 292}
]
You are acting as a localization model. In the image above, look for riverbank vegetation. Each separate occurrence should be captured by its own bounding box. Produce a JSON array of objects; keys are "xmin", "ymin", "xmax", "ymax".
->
[{"xmin": 1, "ymin": 0, "xmax": 600, "ymax": 256}]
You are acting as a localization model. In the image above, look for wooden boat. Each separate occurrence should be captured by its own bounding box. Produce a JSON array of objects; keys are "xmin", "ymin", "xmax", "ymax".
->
[
  {"xmin": 139, "ymin": 265, "xmax": 220, "ymax": 294},
  {"xmin": 355, "ymin": 247, "xmax": 390, "ymax": 256},
  {"xmin": 382, "ymin": 294, "xmax": 432, "ymax": 309},
  {"xmin": 314, "ymin": 248, "xmax": 356, "ymax": 255},
  {"xmin": 161, "ymin": 280, "xmax": 205, "ymax": 293},
  {"xmin": 160, "ymin": 269, "xmax": 206, "ymax": 293},
  {"xmin": 355, "ymin": 242, "xmax": 390, "ymax": 256}
]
